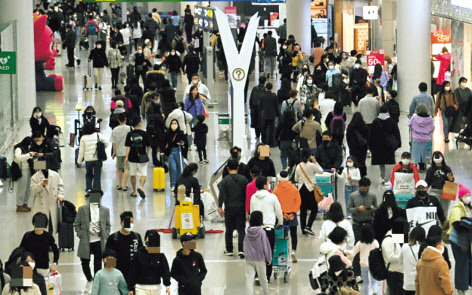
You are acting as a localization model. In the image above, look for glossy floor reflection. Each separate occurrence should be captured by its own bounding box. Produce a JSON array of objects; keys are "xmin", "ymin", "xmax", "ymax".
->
[{"xmin": 0, "ymin": 48, "xmax": 471, "ymax": 294}]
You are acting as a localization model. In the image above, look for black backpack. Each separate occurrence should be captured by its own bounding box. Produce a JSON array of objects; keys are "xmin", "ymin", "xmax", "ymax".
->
[
  {"xmin": 175, "ymin": 38, "xmax": 185, "ymax": 54},
  {"xmin": 368, "ymin": 235, "xmax": 391, "ymax": 281},
  {"xmin": 62, "ymin": 200, "xmax": 77, "ymax": 224},
  {"xmin": 282, "ymin": 99, "xmax": 297, "ymax": 121}
]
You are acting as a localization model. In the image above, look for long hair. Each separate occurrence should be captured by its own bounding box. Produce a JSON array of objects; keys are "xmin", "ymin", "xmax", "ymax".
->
[
  {"xmin": 430, "ymin": 151, "xmax": 447, "ymax": 168},
  {"xmin": 360, "ymin": 223, "xmax": 375, "ymax": 244},
  {"xmin": 189, "ymin": 85, "xmax": 199, "ymax": 100},
  {"xmin": 31, "ymin": 107, "xmax": 42, "ymax": 118},
  {"xmin": 14, "ymin": 137, "xmax": 32, "ymax": 152},
  {"xmin": 327, "ymin": 202, "xmax": 344, "ymax": 223},
  {"xmin": 373, "ymin": 63, "xmax": 382, "ymax": 79},
  {"xmin": 181, "ymin": 163, "xmax": 198, "ymax": 177},
  {"xmin": 438, "ymin": 80, "xmax": 451, "ymax": 99}
]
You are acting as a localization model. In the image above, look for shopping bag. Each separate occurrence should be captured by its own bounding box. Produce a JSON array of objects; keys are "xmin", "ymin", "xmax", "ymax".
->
[
  {"xmin": 308, "ymin": 255, "xmax": 328, "ymax": 290},
  {"xmin": 318, "ymin": 193, "xmax": 334, "ymax": 211},
  {"xmin": 201, "ymin": 192, "xmax": 218, "ymax": 221},
  {"xmin": 203, "ymin": 104, "xmax": 209, "ymax": 118},
  {"xmin": 392, "ymin": 172, "xmax": 416, "ymax": 195},
  {"xmin": 45, "ymin": 272, "xmax": 63, "ymax": 295},
  {"xmin": 441, "ymin": 181, "xmax": 459, "ymax": 201}
]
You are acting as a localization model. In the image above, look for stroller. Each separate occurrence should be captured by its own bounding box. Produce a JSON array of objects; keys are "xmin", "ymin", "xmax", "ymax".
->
[{"xmin": 456, "ymin": 124, "xmax": 472, "ymax": 150}]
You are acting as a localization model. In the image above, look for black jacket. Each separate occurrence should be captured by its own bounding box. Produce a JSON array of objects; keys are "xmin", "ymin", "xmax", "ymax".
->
[
  {"xmin": 264, "ymin": 36, "xmax": 277, "ymax": 57},
  {"xmin": 160, "ymin": 87, "xmax": 177, "ymax": 117},
  {"xmin": 349, "ymin": 68, "xmax": 368, "ymax": 87},
  {"xmin": 425, "ymin": 165, "xmax": 453, "ymax": 190},
  {"xmin": 128, "ymin": 248, "xmax": 171, "ymax": 288},
  {"xmin": 346, "ymin": 123, "xmax": 369, "ymax": 164},
  {"xmin": 174, "ymin": 175, "xmax": 201, "ymax": 205},
  {"xmin": 369, "ymin": 118, "xmax": 401, "ymax": 165},
  {"xmin": 64, "ymin": 29, "xmax": 76, "ymax": 48},
  {"xmin": 30, "ymin": 116, "xmax": 50, "ymax": 136},
  {"xmin": 164, "ymin": 129, "xmax": 188, "ymax": 158},
  {"xmin": 385, "ymin": 99, "xmax": 400, "ymax": 123},
  {"xmin": 259, "ymin": 92, "xmax": 279, "ymax": 120},
  {"xmin": 183, "ymin": 52, "xmax": 200, "ymax": 74},
  {"xmin": 315, "ymin": 142, "xmax": 343, "ymax": 170},
  {"xmin": 105, "ymin": 231, "xmax": 143, "ymax": 281},
  {"xmin": 247, "ymin": 157, "xmax": 276, "ymax": 177},
  {"xmin": 29, "ymin": 138, "xmax": 61, "ymax": 171},
  {"xmin": 144, "ymin": 18, "xmax": 158, "ymax": 34},
  {"xmin": 218, "ymin": 174, "xmax": 248, "ymax": 210},
  {"xmin": 406, "ymin": 194, "xmax": 446, "ymax": 224},
  {"xmin": 146, "ymin": 103, "xmax": 166, "ymax": 149},
  {"xmin": 222, "ymin": 161, "xmax": 252, "ymax": 182},
  {"xmin": 171, "ymin": 249, "xmax": 207, "ymax": 295},
  {"xmin": 373, "ymin": 205, "xmax": 404, "ymax": 244},
  {"xmin": 276, "ymin": 119, "xmax": 297, "ymax": 142},
  {"xmin": 164, "ymin": 55, "xmax": 182, "ymax": 72},
  {"xmin": 191, "ymin": 122, "xmax": 208, "ymax": 147},
  {"xmin": 88, "ymin": 47, "xmax": 108, "ymax": 68}
]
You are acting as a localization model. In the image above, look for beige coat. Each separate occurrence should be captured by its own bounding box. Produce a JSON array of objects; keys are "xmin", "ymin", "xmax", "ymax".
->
[
  {"xmin": 292, "ymin": 118, "xmax": 323, "ymax": 149},
  {"xmin": 31, "ymin": 170, "xmax": 64, "ymax": 234}
]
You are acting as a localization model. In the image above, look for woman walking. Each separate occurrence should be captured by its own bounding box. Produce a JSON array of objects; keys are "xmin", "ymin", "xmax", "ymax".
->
[
  {"xmin": 346, "ymin": 112, "xmax": 369, "ymax": 177},
  {"xmin": 107, "ymin": 41, "xmax": 124, "ymax": 89},
  {"xmin": 434, "ymin": 81, "xmax": 459, "ymax": 143},
  {"xmin": 425, "ymin": 151, "xmax": 455, "ymax": 215},
  {"xmin": 13, "ymin": 137, "xmax": 34, "ymax": 212},
  {"xmin": 184, "ymin": 86, "xmax": 204, "ymax": 147}
]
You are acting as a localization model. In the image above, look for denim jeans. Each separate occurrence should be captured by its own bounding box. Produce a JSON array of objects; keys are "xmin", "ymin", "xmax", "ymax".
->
[
  {"xmin": 264, "ymin": 56, "xmax": 276, "ymax": 76},
  {"xmin": 279, "ymin": 140, "xmax": 291, "ymax": 169},
  {"xmin": 85, "ymin": 160, "xmax": 102, "ymax": 191},
  {"xmin": 361, "ymin": 266, "xmax": 380, "ymax": 295},
  {"xmin": 441, "ymin": 110, "xmax": 452, "ymax": 140},
  {"xmin": 168, "ymin": 147, "xmax": 182, "ymax": 187},
  {"xmin": 188, "ymin": 116, "xmax": 198, "ymax": 146},
  {"xmin": 344, "ymin": 185, "xmax": 358, "ymax": 216},
  {"xmin": 170, "ymin": 71, "xmax": 179, "ymax": 88}
]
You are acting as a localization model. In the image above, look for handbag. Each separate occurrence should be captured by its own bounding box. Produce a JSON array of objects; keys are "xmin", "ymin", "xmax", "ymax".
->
[
  {"xmin": 308, "ymin": 255, "xmax": 328, "ymax": 290},
  {"xmin": 299, "ymin": 164, "xmax": 324, "ymax": 203},
  {"xmin": 441, "ymin": 181, "xmax": 459, "ymax": 201},
  {"xmin": 96, "ymin": 133, "xmax": 107, "ymax": 161},
  {"xmin": 10, "ymin": 161, "xmax": 22, "ymax": 181},
  {"xmin": 443, "ymin": 93, "xmax": 457, "ymax": 117}
]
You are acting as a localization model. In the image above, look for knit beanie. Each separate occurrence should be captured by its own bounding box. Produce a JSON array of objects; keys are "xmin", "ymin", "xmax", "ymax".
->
[
  {"xmin": 278, "ymin": 171, "xmax": 289, "ymax": 182},
  {"xmin": 458, "ymin": 183, "xmax": 471, "ymax": 199}
]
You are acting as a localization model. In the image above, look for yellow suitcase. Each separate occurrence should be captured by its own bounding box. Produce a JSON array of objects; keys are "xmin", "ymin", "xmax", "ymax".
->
[{"xmin": 153, "ymin": 167, "xmax": 165, "ymax": 191}]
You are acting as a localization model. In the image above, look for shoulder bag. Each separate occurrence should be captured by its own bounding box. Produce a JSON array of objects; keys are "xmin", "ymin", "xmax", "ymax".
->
[
  {"xmin": 444, "ymin": 93, "xmax": 457, "ymax": 117},
  {"xmin": 96, "ymin": 133, "xmax": 107, "ymax": 161},
  {"xmin": 299, "ymin": 163, "xmax": 324, "ymax": 203}
]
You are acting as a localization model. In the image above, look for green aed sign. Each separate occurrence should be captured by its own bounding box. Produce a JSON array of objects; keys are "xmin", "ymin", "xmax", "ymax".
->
[{"xmin": 0, "ymin": 52, "xmax": 16, "ymax": 75}]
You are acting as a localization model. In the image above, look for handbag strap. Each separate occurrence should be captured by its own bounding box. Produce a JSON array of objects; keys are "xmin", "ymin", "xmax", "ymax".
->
[
  {"xmin": 299, "ymin": 163, "xmax": 313, "ymax": 185},
  {"xmin": 409, "ymin": 245, "xmax": 418, "ymax": 262}
]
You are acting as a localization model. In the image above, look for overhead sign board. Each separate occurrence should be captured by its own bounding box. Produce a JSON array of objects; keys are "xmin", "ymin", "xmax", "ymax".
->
[{"xmin": 195, "ymin": 6, "xmax": 217, "ymax": 31}]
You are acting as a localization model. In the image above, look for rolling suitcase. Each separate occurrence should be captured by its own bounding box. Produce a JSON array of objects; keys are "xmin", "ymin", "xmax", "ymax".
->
[
  {"xmin": 153, "ymin": 166, "xmax": 165, "ymax": 192},
  {"xmin": 57, "ymin": 201, "xmax": 74, "ymax": 252},
  {"xmin": 83, "ymin": 63, "xmax": 93, "ymax": 90}
]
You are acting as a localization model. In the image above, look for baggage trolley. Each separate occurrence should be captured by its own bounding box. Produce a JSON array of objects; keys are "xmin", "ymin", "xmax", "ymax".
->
[
  {"xmin": 316, "ymin": 170, "xmax": 337, "ymax": 218},
  {"xmin": 172, "ymin": 200, "xmax": 206, "ymax": 239},
  {"xmin": 272, "ymin": 226, "xmax": 291, "ymax": 283},
  {"xmin": 394, "ymin": 193, "xmax": 414, "ymax": 209}
]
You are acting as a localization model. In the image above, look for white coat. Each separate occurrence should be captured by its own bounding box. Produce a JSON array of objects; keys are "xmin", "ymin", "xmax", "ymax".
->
[
  {"xmin": 31, "ymin": 170, "xmax": 64, "ymax": 234},
  {"xmin": 165, "ymin": 109, "xmax": 193, "ymax": 135},
  {"xmin": 183, "ymin": 81, "xmax": 212, "ymax": 102},
  {"xmin": 77, "ymin": 132, "xmax": 109, "ymax": 164},
  {"xmin": 319, "ymin": 219, "xmax": 355, "ymax": 249}
]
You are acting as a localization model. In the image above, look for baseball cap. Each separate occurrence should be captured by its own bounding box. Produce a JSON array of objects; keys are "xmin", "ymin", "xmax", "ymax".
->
[
  {"xmin": 180, "ymin": 233, "xmax": 196, "ymax": 243},
  {"xmin": 415, "ymin": 180, "xmax": 428, "ymax": 188}
]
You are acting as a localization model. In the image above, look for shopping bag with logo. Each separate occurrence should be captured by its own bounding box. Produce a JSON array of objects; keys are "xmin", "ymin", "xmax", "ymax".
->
[
  {"xmin": 392, "ymin": 172, "xmax": 415, "ymax": 195},
  {"xmin": 45, "ymin": 272, "xmax": 62, "ymax": 295}
]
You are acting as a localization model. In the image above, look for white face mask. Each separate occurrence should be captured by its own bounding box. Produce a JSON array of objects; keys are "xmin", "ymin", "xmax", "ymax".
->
[
  {"xmin": 347, "ymin": 162, "xmax": 354, "ymax": 167},
  {"xmin": 402, "ymin": 159, "xmax": 410, "ymax": 165},
  {"xmin": 461, "ymin": 82, "xmax": 468, "ymax": 87},
  {"xmin": 192, "ymin": 79, "xmax": 199, "ymax": 85},
  {"xmin": 124, "ymin": 223, "xmax": 134, "ymax": 232},
  {"xmin": 329, "ymin": 65, "xmax": 334, "ymax": 70},
  {"xmin": 307, "ymin": 80, "xmax": 313, "ymax": 85},
  {"xmin": 445, "ymin": 86, "xmax": 451, "ymax": 91},
  {"xmin": 28, "ymin": 262, "xmax": 36, "ymax": 269},
  {"xmin": 355, "ymin": 64, "xmax": 360, "ymax": 69},
  {"xmin": 283, "ymin": 46, "xmax": 287, "ymax": 50},
  {"xmin": 138, "ymin": 50, "xmax": 142, "ymax": 54},
  {"xmin": 462, "ymin": 196, "xmax": 471, "ymax": 205},
  {"xmin": 97, "ymin": 45, "xmax": 102, "ymax": 49},
  {"xmin": 433, "ymin": 157, "xmax": 443, "ymax": 164},
  {"xmin": 171, "ymin": 52, "xmax": 176, "ymax": 56},
  {"xmin": 35, "ymin": 140, "xmax": 43, "ymax": 146},
  {"xmin": 324, "ymin": 59, "xmax": 329, "ymax": 63},
  {"xmin": 171, "ymin": 124, "xmax": 178, "ymax": 131},
  {"xmin": 36, "ymin": 112, "xmax": 42, "ymax": 118}
]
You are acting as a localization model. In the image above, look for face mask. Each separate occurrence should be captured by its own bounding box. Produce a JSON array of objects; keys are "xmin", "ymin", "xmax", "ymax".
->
[
  {"xmin": 192, "ymin": 80, "xmax": 198, "ymax": 85},
  {"xmin": 445, "ymin": 86, "xmax": 451, "ymax": 91},
  {"xmin": 36, "ymin": 112, "xmax": 42, "ymax": 118},
  {"xmin": 35, "ymin": 140, "xmax": 43, "ymax": 146},
  {"xmin": 303, "ymin": 69, "xmax": 308, "ymax": 72},
  {"xmin": 359, "ymin": 190, "xmax": 368, "ymax": 196},
  {"xmin": 97, "ymin": 45, "xmax": 102, "ymax": 49},
  {"xmin": 433, "ymin": 157, "xmax": 443, "ymax": 164},
  {"xmin": 138, "ymin": 50, "xmax": 142, "ymax": 54},
  {"xmin": 323, "ymin": 140, "xmax": 330, "ymax": 146},
  {"xmin": 283, "ymin": 46, "xmax": 287, "ymax": 50},
  {"xmin": 461, "ymin": 82, "xmax": 468, "ymax": 87},
  {"xmin": 462, "ymin": 196, "xmax": 471, "ymax": 205},
  {"xmin": 355, "ymin": 64, "xmax": 360, "ymax": 69},
  {"xmin": 171, "ymin": 52, "xmax": 176, "ymax": 56},
  {"xmin": 402, "ymin": 159, "xmax": 410, "ymax": 165},
  {"xmin": 153, "ymin": 100, "xmax": 160, "ymax": 105},
  {"xmin": 329, "ymin": 65, "xmax": 334, "ymax": 70},
  {"xmin": 347, "ymin": 162, "xmax": 354, "ymax": 167},
  {"xmin": 324, "ymin": 59, "xmax": 329, "ymax": 63},
  {"xmin": 307, "ymin": 80, "xmax": 313, "ymax": 85},
  {"xmin": 417, "ymin": 190, "xmax": 427, "ymax": 197},
  {"xmin": 86, "ymin": 113, "xmax": 93, "ymax": 117},
  {"xmin": 28, "ymin": 262, "xmax": 36, "ymax": 269},
  {"xmin": 124, "ymin": 223, "xmax": 134, "ymax": 232},
  {"xmin": 171, "ymin": 124, "xmax": 178, "ymax": 131}
]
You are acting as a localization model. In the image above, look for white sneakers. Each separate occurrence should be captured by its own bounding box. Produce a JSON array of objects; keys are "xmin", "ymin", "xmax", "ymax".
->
[
  {"xmin": 291, "ymin": 251, "xmax": 297, "ymax": 263},
  {"xmin": 84, "ymin": 280, "xmax": 93, "ymax": 293}
]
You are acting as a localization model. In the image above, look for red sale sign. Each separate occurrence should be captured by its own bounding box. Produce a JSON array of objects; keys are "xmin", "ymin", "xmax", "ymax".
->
[{"xmin": 366, "ymin": 49, "xmax": 385, "ymax": 74}]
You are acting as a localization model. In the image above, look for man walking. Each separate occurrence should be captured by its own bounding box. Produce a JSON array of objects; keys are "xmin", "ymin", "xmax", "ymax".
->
[
  {"xmin": 249, "ymin": 77, "xmax": 267, "ymax": 140},
  {"xmin": 64, "ymin": 24, "xmax": 77, "ymax": 68},
  {"xmin": 259, "ymin": 83, "xmax": 279, "ymax": 146},
  {"xmin": 218, "ymin": 159, "xmax": 249, "ymax": 259},
  {"xmin": 263, "ymin": 31, "xmax": 277, "ymax": 78},
  {"xmin": 125, "ymin": 117, "xmax": 150, "ymax": 198}
]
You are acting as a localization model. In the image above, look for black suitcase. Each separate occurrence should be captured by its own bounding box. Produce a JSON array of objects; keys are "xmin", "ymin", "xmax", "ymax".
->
[
  {"xmin": 126, "ymin": 64, "xmax": 135, "ymax": 78},
  {"xmin": 58, "ymin": 223, "xmax": 74, "ymax": 252}
]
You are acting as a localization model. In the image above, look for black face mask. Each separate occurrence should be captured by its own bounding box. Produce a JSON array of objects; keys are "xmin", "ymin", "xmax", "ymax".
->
[
  {"xmin": 417, "ymin": 191, "xmax": 427, "ymax": 197},
  {"xmin": 323, "ymin": 140, "xmax": 330, "ymax": 146}
]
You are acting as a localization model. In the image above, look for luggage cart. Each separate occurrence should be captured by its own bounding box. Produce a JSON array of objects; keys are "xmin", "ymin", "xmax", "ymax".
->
[
  {"xmin": 316, "ymin": 170, "xmax": 337, "ymax": 218},
  {"xmin": 272, "ymin": 226, "xmax": 291, "ymax": 283},
  {"xmin": 394, "ymin": 193, "xmax": 414, "ymax": 209},
  {"xmin": 172, "ymin": 201, "xmax": 206, "ymax": 239}
]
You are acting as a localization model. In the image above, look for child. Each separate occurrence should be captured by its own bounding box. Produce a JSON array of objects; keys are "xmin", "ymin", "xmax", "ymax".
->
[
  {"xmin": 171, "ymin": 233, "xmax": 207, "ymax": 295},
  {"xmin": 111, "ymin": 113, "xmax": 131, "ymax": 191},
  {"xmin": 192, "ymin": 114, "xmax": 208, "ymax": 164},
  {"xmin": 338, "ymin": 156, "xmax": 361, "ymax": 217},
  {"xmin": 351, "ymin": 224, "xmax": 380, "ymax": 295},
  {"xmin": 243, "ymin": 211, "xmax": 272, "ymax": 295},
  {"xmin": 91, "ymin": 249, "xmax": 128, "ymax": 295}
]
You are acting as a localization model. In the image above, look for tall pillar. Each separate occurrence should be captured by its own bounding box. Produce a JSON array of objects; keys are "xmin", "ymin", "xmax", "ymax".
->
[
  {"xmin": 0, "ymin": 0, "xmax": 36, "ymax": 120},
  {"xmin": 380, "ymin": 0, "xmax": 396, "ymax": 55},
  {"xmin": 397, "ymin": 0, "xmax": 431, "ymax": 112},
  {"xmin": 372, "ymin": 0, "xmax": 383, "ymax": 51},
  {"xmin": 287, "ymin": 0, "xmax": 312, "ymax": 53}
]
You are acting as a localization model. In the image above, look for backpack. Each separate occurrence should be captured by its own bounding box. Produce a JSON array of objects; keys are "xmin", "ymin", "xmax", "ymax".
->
[
  {"xmin": 283, "ymin": 99, "xmax": 297, "ymax": 121},
  {"xmin": 175, "ymin": 38, "xmax": 185, "ymax": 53},
  {"xmin": 61, "ymin": 200, "xmax": 77, "ymax": 224},
  {"xmin": 88, "ymin": 22, "xmax": 97, "ymax": 35},
  {"xmin": 329, "ymin": 111, "xmax": 346, "ymax": 139},
  {"xmin": 332, "ymin": 73, "xmax": 344, "ymax": 89},
  {"xmin": 368, "ymin": 235, "xmax": 391, "ymax": 281}
]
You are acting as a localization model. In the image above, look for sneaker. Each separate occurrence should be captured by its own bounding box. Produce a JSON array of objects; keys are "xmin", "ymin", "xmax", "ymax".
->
[
  {"xmin": 238, "ymin": 252, "xmax": 245, "ymax": 259},
  {"xmin": 304, "ymin": 227, "xmax": 315, "ymax": 236},
  {"xmin": 84, "ymin": 280, "xmax": 93, "ymax": 293},
  {"xmin": 445, "ymin": 138, "xmax": 450, "ymax": 143},
  {"xmin": 95, "ymin": 83, "xmax": 98, "ymax": 89},
  {"xmin": 254, "ymin": 277, "xmax": 261, "ymax": 285},
  {"xmin": 137, "ymin": 188, "xmax": 146, "ymax": 199},
  {"xmin": 16, "ymin": 206, "xmax": 29, "ymax": 212},
  {"xmin": 356, "ymin": 276, "xmax": 363, "ymax": 284},
  {"xmin": 199, "ymin": 160, "xmax": 205, "ymax": 164},
  {"xmin": 204, "ymin": 159, "xmax": 209, "ymax": 164},
  {"xmin": 98, "ymin": 86, "xmax": 102, "ymax": 91},
  {"xmin": 291, "ymin": 251, "xmax": 298, "ymax": 263},
  {"xmin": 77, "ymin": 59, "xmax": 81, "ymax": 65},
  {"xmin": 223, "ymin": 250, "xmax": 234, "ymax": 256},
  {"xmin": 347, "ymin": 215, "xmax": 352, "ymax": 219}
]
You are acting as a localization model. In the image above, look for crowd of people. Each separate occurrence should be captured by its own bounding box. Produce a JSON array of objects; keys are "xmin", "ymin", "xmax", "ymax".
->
[{"xmin": 3, "ymin": 1, "xmax": 472, "ymax": 295}]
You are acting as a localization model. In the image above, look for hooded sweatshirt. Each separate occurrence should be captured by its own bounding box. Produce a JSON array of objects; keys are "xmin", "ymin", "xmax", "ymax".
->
[
  {"xmin": 170, "ymin": 249, "xmax": 207, "ymax": 294},
  {"xmin": 415, "ymin": 246, "xmax": 453, "ymax": 295},
  {"xmin": 319, "ymin": 240, "xmax": 352, "ymax": 268},
  {"xmin": 249, "ymin": 190, "xmax": 283, "ymax": 229},
  {"xmin": 243, "ymin": 227, "xmax": 272, "ymax": 262},
  {"xmin": 408, "ymin": 113, "xmax": 435, "ymax": 142},
  {"xmin": 273, "ymin": 181, "xmax": 301, "ymax": 214}
]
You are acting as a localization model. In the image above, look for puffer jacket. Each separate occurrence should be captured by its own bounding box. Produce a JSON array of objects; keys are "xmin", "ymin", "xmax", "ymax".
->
[
  {"xmin": 447, "ymin": 200, "xmax": 470, "ymax": 235},
  {"xmin": 77, "ymin": 132, "xmax": 109, "ymax": 163},
  {"xmin": 319, "ymin": 240, "xmax": 351, "ymax": 268}
]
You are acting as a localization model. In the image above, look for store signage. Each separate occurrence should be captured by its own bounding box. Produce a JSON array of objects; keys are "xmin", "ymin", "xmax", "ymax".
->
[
  {"xmin": 225, "ymin": 7, "xmax": 237, "ymax": 15},
  {"xmin": 431, "ymin": 32, "xmax": 451, "ymax": 44},
  {"xmin": 366, "ymin": 49, "xmax": 385, "ymax": 74},
  {"xmin": 0, "ymin": 52, "xmax": 16, "ymax": 75},
  {"xmin": 363, "ymin": 6, "xmax": 379, "ymax": 20}
]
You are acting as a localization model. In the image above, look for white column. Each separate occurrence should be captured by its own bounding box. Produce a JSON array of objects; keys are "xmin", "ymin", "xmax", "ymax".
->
[
  {"xmin": 287, "ymin": 0, "xmax": 312, "ymax": 53},
  {"xmin": 380, "ymin": 0, "xmax": 396, "ymax": 55},
  {"xmin": 397, "ymin": 0, "xmax": 431, "ymax": 112},
  {"xmin": 0, "ymin": 0, "xmax": 36, "ymax": 120}
]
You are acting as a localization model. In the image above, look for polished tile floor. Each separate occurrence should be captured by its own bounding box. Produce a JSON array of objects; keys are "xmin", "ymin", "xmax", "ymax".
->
[{"xmin": 1, "ymin": 47, "xmax": 471, "ymax": 294}]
